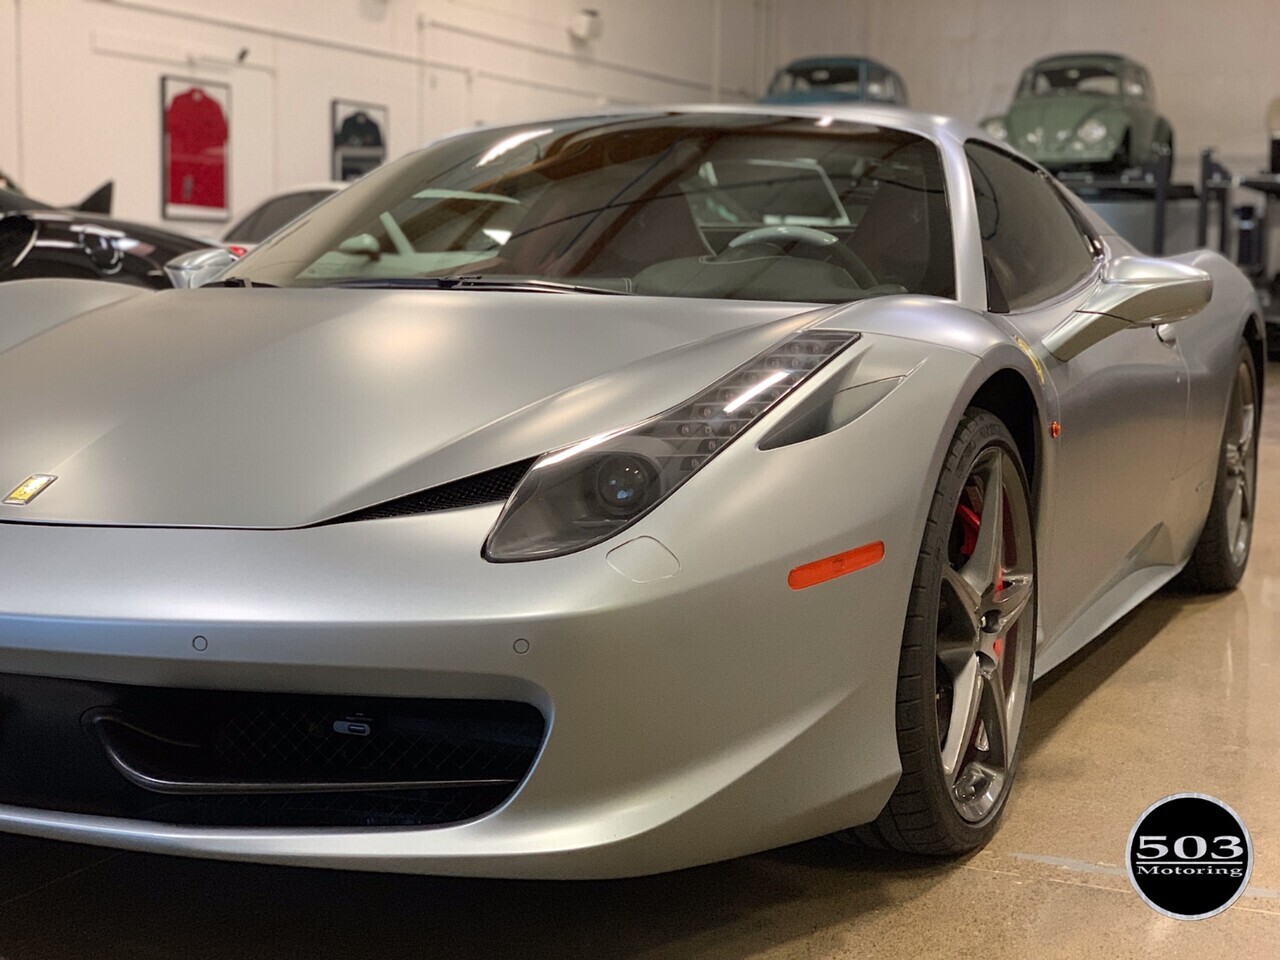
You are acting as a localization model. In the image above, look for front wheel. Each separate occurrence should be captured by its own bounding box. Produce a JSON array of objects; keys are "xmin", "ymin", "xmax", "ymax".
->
[
  {"xmin": 843, "ymin": 410, "xmax": 1036, "ymax": 854},
  {"xmin": 1180, "ymin": 342, "xmax": 1259, "ymax": 591}
]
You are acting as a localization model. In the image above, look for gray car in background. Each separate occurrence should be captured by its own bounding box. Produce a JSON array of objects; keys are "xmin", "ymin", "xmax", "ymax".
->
[
  {"xmin": 0, "ymin": 106, "xmax": 1259, "ymax": 877},
  {"xmin": 221, "ymin": 183, "xmax": 344, "ymax": 253}
]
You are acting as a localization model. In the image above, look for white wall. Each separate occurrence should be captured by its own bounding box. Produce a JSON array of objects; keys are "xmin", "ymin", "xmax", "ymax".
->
[
  {"xmin": 8, "ymin": 1, "xmax": 1275, "ymax": 231},
  {"xmin": 773, "ymin": 0, "xmax": 866, "ymax": 71},
  {"xmin": 0, "ymin": 0, "xmax": 781, "ymax": 230},
  {"xmin": 0, "ymin": 0, "xmax": 19, "ymax": 184}
]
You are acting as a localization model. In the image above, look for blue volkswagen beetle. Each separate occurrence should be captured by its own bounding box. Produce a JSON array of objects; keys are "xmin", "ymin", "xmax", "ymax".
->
[{"xmin": 760, "ymin": 57, "xmax": 908, "ymax": 106}]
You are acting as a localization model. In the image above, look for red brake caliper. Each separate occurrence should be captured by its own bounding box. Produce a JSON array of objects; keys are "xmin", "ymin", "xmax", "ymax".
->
[
  {"xmin": 957, "ymin": 498, "xmax": 1005, "ymax": 659},
  {"xmin": 956, "ymin": 504, "xmax": 980, "ymax": 559}
]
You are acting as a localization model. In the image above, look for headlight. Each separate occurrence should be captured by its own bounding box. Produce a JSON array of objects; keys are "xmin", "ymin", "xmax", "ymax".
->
[
  {"xmin": 983, "ymin": 118, "xmax": 1007, "ymax": 141},
  {"xmin": 1077, "ymin": 117, "xmax": 1109, "ymax": 146},
  {"xmin": 484, "ymin": 328, "xmax": 861, "ymax": 561},
  {"xmin": 593, "ymin": 454, "xmax": 658, "ymax": 516}
]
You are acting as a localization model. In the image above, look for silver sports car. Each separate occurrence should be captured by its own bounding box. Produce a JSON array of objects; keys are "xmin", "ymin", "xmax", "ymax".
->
[{"xmin": 0, "ymin": 106, "xmax": 1260, "ymax": 878}]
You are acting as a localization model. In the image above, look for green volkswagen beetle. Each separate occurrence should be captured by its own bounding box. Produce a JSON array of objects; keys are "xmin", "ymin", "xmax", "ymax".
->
[{"xmin": 981, "ymin": 52, "xmax": 1173, "ymax": 175}]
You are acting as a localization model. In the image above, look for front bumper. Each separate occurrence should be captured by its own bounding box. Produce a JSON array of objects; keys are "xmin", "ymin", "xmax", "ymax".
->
[
  {"xmin": 1020, "ymin": 141, "xmax": 1121, "ymax": 170},
  {"xmin": 0, "ymin": 465, "xmax": 931, "ymax": 880},
  {"xmin": 0, "ymin": 507, "xmax": 907, "ymax": 878},
  {"xmin": 0, "ymin": 340, "xmax": 974, "ymax": 878}
]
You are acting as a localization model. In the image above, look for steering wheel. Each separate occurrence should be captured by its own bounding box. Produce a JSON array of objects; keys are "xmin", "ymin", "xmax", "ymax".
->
[{"xmin": 725, "ymin": 225, "xmax": 877, "ymax": 288}]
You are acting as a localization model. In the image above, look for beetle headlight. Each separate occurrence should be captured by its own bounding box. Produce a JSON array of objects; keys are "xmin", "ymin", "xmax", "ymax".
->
[
  {"xmin": 1077, "ymin": 117, "xmax": 1109, "ymax": 146},
  {"xmin": 484, "ymin": 328, "xmax": 860, "ymax": 561},
  {"xmin": 983, "ymin": 118, "xmax": 1007, "ymax": 142}
]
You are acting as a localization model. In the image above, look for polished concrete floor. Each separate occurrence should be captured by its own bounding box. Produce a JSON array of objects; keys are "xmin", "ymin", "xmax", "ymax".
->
[{"xmin": 4, "ymin": 374, "xmax": 1280, "ymax": 960}]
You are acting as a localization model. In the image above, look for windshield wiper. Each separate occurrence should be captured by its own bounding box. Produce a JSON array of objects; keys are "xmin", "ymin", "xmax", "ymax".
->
[
  {"xmin": 321, "ymin": 276, "xmax": 630, "ymax": 295},
  {"xmin": 201, "ymin": 278, "xmax": 279, "ymax": 288}
]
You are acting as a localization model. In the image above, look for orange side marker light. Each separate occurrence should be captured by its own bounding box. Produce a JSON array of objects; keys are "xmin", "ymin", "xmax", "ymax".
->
[
  {"xmin": 788, "ymin": 541, "xmax": 885, "ymax": 591},
  {"xmin": 1050, "ymin": 420, "xmax": 1061, "ymax": 439}
]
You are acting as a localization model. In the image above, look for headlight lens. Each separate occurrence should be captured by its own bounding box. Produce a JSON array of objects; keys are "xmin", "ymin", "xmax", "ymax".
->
[
  {"xmin": 593, "ymin": 454, "xmax": 658, "ymax": 516},
  {"xmin": 484, "ymin": 328, "xmax": 860, "ymax": 561},
  {"xmin": 983, "ymin": 118, "xmax": 1007, "ymax": 141},
  {"xmin": 1077, "ymin": 117, "xmax": 1109, "ymax": 145}
]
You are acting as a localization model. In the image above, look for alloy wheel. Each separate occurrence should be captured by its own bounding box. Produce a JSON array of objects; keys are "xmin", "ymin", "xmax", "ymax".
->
[
  {"xmin": 1224, "ymin": 358, "xmax": 1258, "ymax": 567},
  {"xmin": 934, "ymin": 446, "xmax": 1035, "ymax": 823}
]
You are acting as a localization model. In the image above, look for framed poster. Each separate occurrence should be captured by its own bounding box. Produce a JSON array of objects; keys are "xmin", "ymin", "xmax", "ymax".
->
[
  {"xmin": 332, "ymin": 99, "xmax": 388, "ymax": 182},
  {"xmin": 162, "ymin": 76, "xmax": 230, "ymax": 221}
]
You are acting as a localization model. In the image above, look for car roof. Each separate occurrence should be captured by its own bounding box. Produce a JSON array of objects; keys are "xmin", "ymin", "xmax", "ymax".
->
[
  {"xmin": 0, "ymin": 187, "xmax": 53, "ymax": 213},
  {"xmin": 1029, "ymin": 51, "xmax": 1133, "ymax": 69},
  {"xmin": 779, "ymin": 56, "xmax": 894, "ymax": 73}
]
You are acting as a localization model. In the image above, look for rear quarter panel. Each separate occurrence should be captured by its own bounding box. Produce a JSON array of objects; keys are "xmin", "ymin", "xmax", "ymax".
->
[{"xmin": 1170, "ymin": 249, "xmax": 1261, "ymax": 478}]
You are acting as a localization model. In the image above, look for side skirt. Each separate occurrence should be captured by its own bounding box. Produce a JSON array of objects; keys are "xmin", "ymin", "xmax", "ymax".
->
[{"xmin": 1033, "ymin": 561, "xmax": 1185, "ymax": 680}]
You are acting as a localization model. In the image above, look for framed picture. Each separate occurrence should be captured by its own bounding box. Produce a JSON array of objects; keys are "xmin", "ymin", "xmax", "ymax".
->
[
  {"xmin": 332, "ymin": 99, "xmax": 388, "ymax": 182},
  {"xmin": 161, "ymin": 76, "xmax": 230, "ymax": 221}
]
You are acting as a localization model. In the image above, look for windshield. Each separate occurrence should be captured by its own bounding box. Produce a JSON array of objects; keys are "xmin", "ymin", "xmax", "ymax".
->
[
  {"xmin": 1018, "ymin": 62, "xmax": 1120, "ymax": 98},
  {"xmin": 769, "ymin": 65, "xmax": 862, "ymax": 95},
  {"xmin": 224, "ymin": 113, "xmax": 955, "ymax": 304}
]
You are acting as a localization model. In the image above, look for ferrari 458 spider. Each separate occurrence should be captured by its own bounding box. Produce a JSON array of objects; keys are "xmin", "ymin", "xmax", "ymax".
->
[{"xmin": 0, "ymin": 106, "xmax": 1260, "ymax": 878}]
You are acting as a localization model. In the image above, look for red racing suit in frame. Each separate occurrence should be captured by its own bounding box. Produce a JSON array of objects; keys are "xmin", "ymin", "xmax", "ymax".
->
[{"xmin": 166, "ymin": 88, "xmax": 228, "ymax": 210}]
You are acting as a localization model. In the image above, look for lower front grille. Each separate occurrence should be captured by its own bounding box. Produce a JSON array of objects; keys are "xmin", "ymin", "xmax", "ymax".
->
[
  {"xmin": 132, "ymin": 786, "xmax": 517, "ymax": 829},
  {"xmin": 0, "ymin": 675, "xmax": 545, "ymax": 828}
]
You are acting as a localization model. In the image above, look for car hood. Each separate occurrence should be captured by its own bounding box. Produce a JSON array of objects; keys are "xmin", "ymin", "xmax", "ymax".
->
[
  {"xmin": 1006, "ymin": 95, "xmax": 1119, "ymax": 143},
  {"xmin": 0, "ymin": 287, "xmax": 826, "ymax": 528}
]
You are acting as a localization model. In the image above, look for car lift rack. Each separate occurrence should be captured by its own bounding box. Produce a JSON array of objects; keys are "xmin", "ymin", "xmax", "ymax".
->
[
  {"xmin": 1197, "ymin": 147, "xmax": 1280, "ymax": 355},
  {"xmin": 1056, "ymin": 159, "xmax": 1191, "ymax": 256}
]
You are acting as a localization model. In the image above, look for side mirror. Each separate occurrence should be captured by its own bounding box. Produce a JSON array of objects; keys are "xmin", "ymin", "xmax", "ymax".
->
[
  {"xmin": 164, "ymin": 247, "xmax": 238, "ymax": 289},
  {"xmin": 1042, "ymin": 256, "xmax": 1212, "ymax": 361}
]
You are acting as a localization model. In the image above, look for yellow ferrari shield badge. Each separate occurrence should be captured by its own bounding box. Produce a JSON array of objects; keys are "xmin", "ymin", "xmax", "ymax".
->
[{"xmin": 3, "ymin": 474, "xmax": 57, "ymax": 506}]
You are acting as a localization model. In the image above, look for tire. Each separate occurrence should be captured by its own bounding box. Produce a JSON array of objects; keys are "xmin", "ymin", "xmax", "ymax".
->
[
  {"xmin": 1180, "ymin": 342, "xmax": 1259, "ymax": 592},
  {"xmin": 841, "ymin": 409, "xmax": 1037, "ymax": 855}
]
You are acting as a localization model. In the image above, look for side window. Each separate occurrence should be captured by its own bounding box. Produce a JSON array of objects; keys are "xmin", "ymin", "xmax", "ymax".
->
[
  {"xmin": 303, "ymin": 191, "xmax": 335, "ymax": 214},
  {"xmin": 224, "ymin": 208, "xmax": 265, "ymax": 244},
  {"xmin": 864, "ymin": 63, "xmax": 890, "ymax": 102},
  {"xmin": 246, "ymin": 193, "xmax": 324, "ymax": 243},
  {"xmin": 1124, "ymin": 66, "xmax": 1147, "ymax": 101},
  {"xmin": 965, "ymin": 141, "xmax": 1097, "ymax": 312}
]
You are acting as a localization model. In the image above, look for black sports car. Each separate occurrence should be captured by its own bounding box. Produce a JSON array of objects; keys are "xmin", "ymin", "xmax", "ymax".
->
[{"xmin": 0, "ymin": 184, "xmax": 208, "ymax": 289}]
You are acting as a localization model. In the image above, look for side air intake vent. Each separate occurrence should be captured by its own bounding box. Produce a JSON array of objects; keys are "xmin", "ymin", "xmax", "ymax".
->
[{"xmin": 330, "ymin": 458, "xmax": 536, "ymax": 523}]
